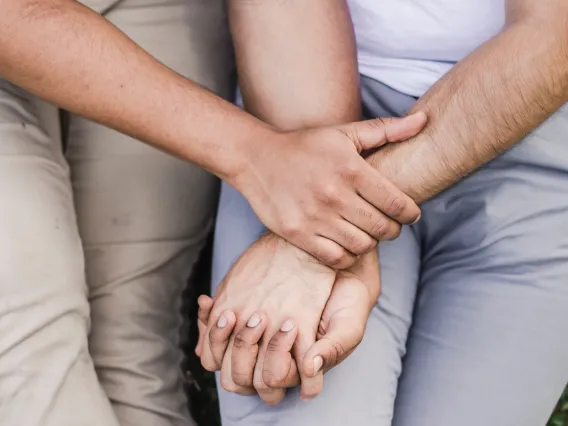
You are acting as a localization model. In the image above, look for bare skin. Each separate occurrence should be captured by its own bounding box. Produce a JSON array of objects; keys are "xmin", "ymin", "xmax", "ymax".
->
[
  {"xmin": 198, "ymin": 0, "xmax": 568, "ymax": 403},
  {"xmin": 196, "ymin": 236, "xmax": 380, "ymax": 403},
  {"xmin": 0, "ymin": 0, "xmax": 424, "ymax": 268}
]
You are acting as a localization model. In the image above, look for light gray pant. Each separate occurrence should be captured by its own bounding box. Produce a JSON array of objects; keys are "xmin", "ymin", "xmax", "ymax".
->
[
  {"xmin": 212, "ymin": 77, "xmax": 568, "ymax": 426},
  {"xmin": 0, "ymin": 1, "xmax": 232, "ymax": 425}
]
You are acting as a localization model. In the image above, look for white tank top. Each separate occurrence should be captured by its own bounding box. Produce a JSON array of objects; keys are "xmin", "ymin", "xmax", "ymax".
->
[{"xmin": 348, "ymin": 0, "xmax": 506, "ymax": 96}]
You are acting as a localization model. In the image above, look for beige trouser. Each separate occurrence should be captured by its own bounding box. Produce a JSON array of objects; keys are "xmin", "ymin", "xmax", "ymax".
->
[{"xmin": 0, "ymin": 1, "xmax": 233, "ymax": 425}]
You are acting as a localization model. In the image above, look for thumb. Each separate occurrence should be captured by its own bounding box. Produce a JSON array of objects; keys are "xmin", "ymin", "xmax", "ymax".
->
[
  {"xmin": 301, "ymin": 315, "xmax": 365, "ymax": 377},
  {"xmin": 344, "ymin": 111, "xmax": 427, "ymax": 152}
]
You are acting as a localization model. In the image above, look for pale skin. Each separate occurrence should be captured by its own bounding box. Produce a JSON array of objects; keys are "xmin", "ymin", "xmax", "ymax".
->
[
  {"xmin": 0, "ymin": 0, "xmax": 426, "ymax": 269},
  {"xmin": 198, "ymin": 0, "xmax": 568, "ymax": 404}
]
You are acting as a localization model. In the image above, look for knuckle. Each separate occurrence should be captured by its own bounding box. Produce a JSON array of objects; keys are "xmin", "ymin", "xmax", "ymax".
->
[
  {"xmin": 280, "ymin": 220, "xmax": 303, "ymax": 239},
  {"xmin": 263, "ymin": 373, "xmax": 282, "ymax": 388},
  {"xmin": 304, "ymin": 207, "xmax": 319, "ymax": 222},
  {"xmin": 320, "ymin": 184, "xmax": 342, "ymax": 205},
  {"xmin": 209, "ymin": 330, "xmax": 227, "ymax": 345},
  {"xmin": 369, "ymin": 117, "xmax": 390, "ymax": 130},
  {"xmin": 201, "ymin": 358, "xmax": 219, "ymax": 373},
  {"xmin": 220, "ymin": 375, "xmax": 238, "ymax": 393},
  {"xmin": 264, "ymin": 366, "xmax": 293, "ymax": 388},
  {"xmin": 232, "ymin": 331, "xmax": 249, "ymax": 350},
  {"xmin": 340, "ymin": 161, "xmax": 360, "ymax": 181},
  {"xmin": 266, "ymin": 339, "xmax": 282, "ymax": 353},
  {"xmin": 350, "ymin": 236, "xmax": 376, "ymax": 255},
  {"xmin": 370, "ymin": 218, "xmax": 389, "ymax": 239},
  {"xmin": 381, "ymin": 221, "xmax": 401, "ymax": 241},
  {"xmin": 384, "ymin": 196, "xmax": 406, "ymax": 218},
  {"xmin": 232, "ymin": 371, "xmax": 253, "ymax": 387},
  {"xmin": 324, "ymin": 338, "xmax": 347, "ymax": 367},
  {"xmin": 323, "ymin": 251, "xmax": 345, "ymax": 267},
  {"xmin": 253, "ymin": 378, "xmax": 269, "ymax": 393}
]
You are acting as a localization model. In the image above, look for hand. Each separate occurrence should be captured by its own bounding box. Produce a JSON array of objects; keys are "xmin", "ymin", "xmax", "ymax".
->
[
  {"xmin": 196, "ymin": 233, "xmax": 336, "ymax": 404},
  {"xmin": 266, "ymin": 250, "xmax": 380, "ymax": 388},
  {"xmin": 196, "ymin": 240, "xmax": 380, "ymax": 404},
  {"xmin": 232, "ymin": 113, "xmax": 426, "ymax": 269}
]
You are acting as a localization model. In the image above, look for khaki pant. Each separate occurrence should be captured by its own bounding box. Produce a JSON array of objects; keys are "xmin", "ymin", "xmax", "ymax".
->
[{"xmin": 0, "ymin": 1, "xmax": 233, "ymax": 425}]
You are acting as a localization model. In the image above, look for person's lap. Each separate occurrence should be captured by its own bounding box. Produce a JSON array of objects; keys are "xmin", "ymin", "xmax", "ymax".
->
[
  {"xmin": 212, "ymin": 77, "xmax": 568, "ymax": 425},
  {"xmin": 66, "ymin": 1, "xmax": 233, "ymax": 425}
]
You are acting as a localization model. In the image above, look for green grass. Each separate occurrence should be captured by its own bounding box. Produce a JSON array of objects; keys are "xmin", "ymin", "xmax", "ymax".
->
[{"xmin": 549, "ymin": 389, "xmax": 568, "ymax": 426}]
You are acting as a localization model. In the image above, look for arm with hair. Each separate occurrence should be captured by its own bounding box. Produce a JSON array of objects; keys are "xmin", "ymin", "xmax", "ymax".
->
[{"xmin": 368, "ymin": 0, "xmax": 568, "ymax": 201}]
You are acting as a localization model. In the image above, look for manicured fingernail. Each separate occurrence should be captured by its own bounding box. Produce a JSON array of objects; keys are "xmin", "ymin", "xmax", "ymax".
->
[
  {"xmin": 313, "ymin": 356, "xmax": 323, "ymax": 375},
  {"xmin": 301, "ymin": 396, "xmax": 314, "ymax": 402},
  {"xmin": 247, "ymin": 313, "xmax": 261, "ymax": 328},
  {"xmin": 280, "ymin": 320, "xmax": 294, "ymax": 332},
  {"xmin": 217, "ymin": 314, "xmax": 228, "ymax": 329}
]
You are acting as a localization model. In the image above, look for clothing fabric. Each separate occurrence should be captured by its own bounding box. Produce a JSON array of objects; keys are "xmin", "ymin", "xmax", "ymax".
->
[
  {"xmin": 347, "ymin": 0, "xmax": 506, "ymax": 96},
  {"xmin": 212, "ymin": 76, "xmax": 568, "ymax": 426},
  {"xmin": 0, "ymin": 1, "xmax": 233, "ymax": 425}
]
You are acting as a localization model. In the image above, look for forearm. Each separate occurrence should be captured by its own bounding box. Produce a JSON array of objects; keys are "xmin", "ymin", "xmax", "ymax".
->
[
  {"xmin": 369, "ymin": 2, "xmax": 568, "ymax": 203},
  {"xmin": 0, "ymin": 0, "xmax": 272, "ymax": 181},
  {"xmin": 230, "ymin": 0, "xmax": 381, "ymax": 283},
  {"xmin": 229, "ymin": 0, "xmax": 361, "ymax": 128}
]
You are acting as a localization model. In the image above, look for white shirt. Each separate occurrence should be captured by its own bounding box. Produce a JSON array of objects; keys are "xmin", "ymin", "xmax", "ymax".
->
[{"xmin": 348, "ymin": 0, "xmax": 506, "ymax": 97}]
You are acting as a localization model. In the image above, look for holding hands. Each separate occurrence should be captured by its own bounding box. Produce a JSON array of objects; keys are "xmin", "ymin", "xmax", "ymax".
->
[
  {"xmin": 196, "ymin": 234, "xmax": 380, "ymax": 404},
  {"xmin": 196, "ymin": 113, "xmax": 425, "ymax": 403}
]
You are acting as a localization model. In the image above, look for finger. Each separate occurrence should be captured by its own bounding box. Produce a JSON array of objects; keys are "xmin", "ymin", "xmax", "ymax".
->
[
  {"xmin": 208, "ymin": 310, "xmax": 237, "ymax": 368},
  {"xmin": 300, "ymin": 288, "xmax": 368, "ymax": 377},
  {"xmin": 299, "ymin": 235, "xmax": 357, "ymax": 270},
  {"xmin": 320, "ymin": 219, "xmax": 377, "ymax": 256},
  {"xmin": 195, "ymin": 295, "xmax": 214, "ymax": 357},
  {"xmin": 302, "ymin": 316, "xmax": 365, "ymax": 378},
  {"xmin": 231, "ymin": 312, "xmax": 267, "ymax": 388},
  {"xmin": 262, "ymin": 319, "xmax": 301, "ymax": 389},
  {"xmin": 253, "ymin": 341, "xmax": 287, "ymax": 406},
  {"xmin": 346, "ymin": 112, "xmax": 428, "ymax": 151},
  {"xmin": 219, "ymin": 334, "xmax": 257, "ymax": 396},
  {"xmin": 293, "ymin": 328, "xmax": 323, "ymax": 401},
  {"xmin": 201, "ymin": 310, "xmax": 235, "ymax": 372},
  {"xmin": 357, "ymin": 167, "xmax": 421, "ymax": 226},
  {"xmin": 341, "ymin": 196, "xmax": 403, "ymax": 242}
]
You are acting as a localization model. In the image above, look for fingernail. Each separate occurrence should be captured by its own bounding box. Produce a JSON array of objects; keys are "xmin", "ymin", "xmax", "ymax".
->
[
  {"xmin": 217, "ymin": 314, "xmax": 228, "ymax": 329},
  {"xmin": 313, "ymin": 356, "xmax": 323, "ymax": 375},
  {"xmin": 301, "ymin": 396, "xmax": 315, "ymax": 402},
  {"xmin": 247, "ymin": 313, "xmax": 261, "ymax": 328},
  {"xmin": 280, "ymin": 320, "xmax": 294, "ymax": 332},
  {"xmin": 411, "ymin": 213, "xmax": 422, "ymax": 225}
]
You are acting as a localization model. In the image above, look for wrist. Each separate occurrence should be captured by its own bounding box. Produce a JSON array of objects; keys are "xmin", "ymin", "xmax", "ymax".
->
[
  {"xmin": 345, "ymin": 249, "xmax": 380, "ymax": 307},
  {"xmin": 225, "ymin": 122, "xmax": 281, "ymax": 192},
  {"xmin": 259, "ymin": 232, "xmax": 336, "ymax": 276}
]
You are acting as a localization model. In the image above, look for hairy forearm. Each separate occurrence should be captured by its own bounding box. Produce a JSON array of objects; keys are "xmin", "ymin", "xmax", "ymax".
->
[
  {"xmin": 369, "ymin": 3, "xmax": 568, "ymax": 203},
  {"xmin": 0, "ymin": 0, "xmax": 272, "ymax": 181}
]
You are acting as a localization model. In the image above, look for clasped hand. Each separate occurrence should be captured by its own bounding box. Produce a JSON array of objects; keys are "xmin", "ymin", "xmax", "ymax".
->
[
  {"xmin": 234, "ymin": 113, "xmax": 426, "ymax": 269},
  {"xmin": 196, "ymin": 233, "xmax": 380, "ymax": 405},
  {"xmin": 196, "ymin": 114, "xmax": 425, "ymax": 404}
]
